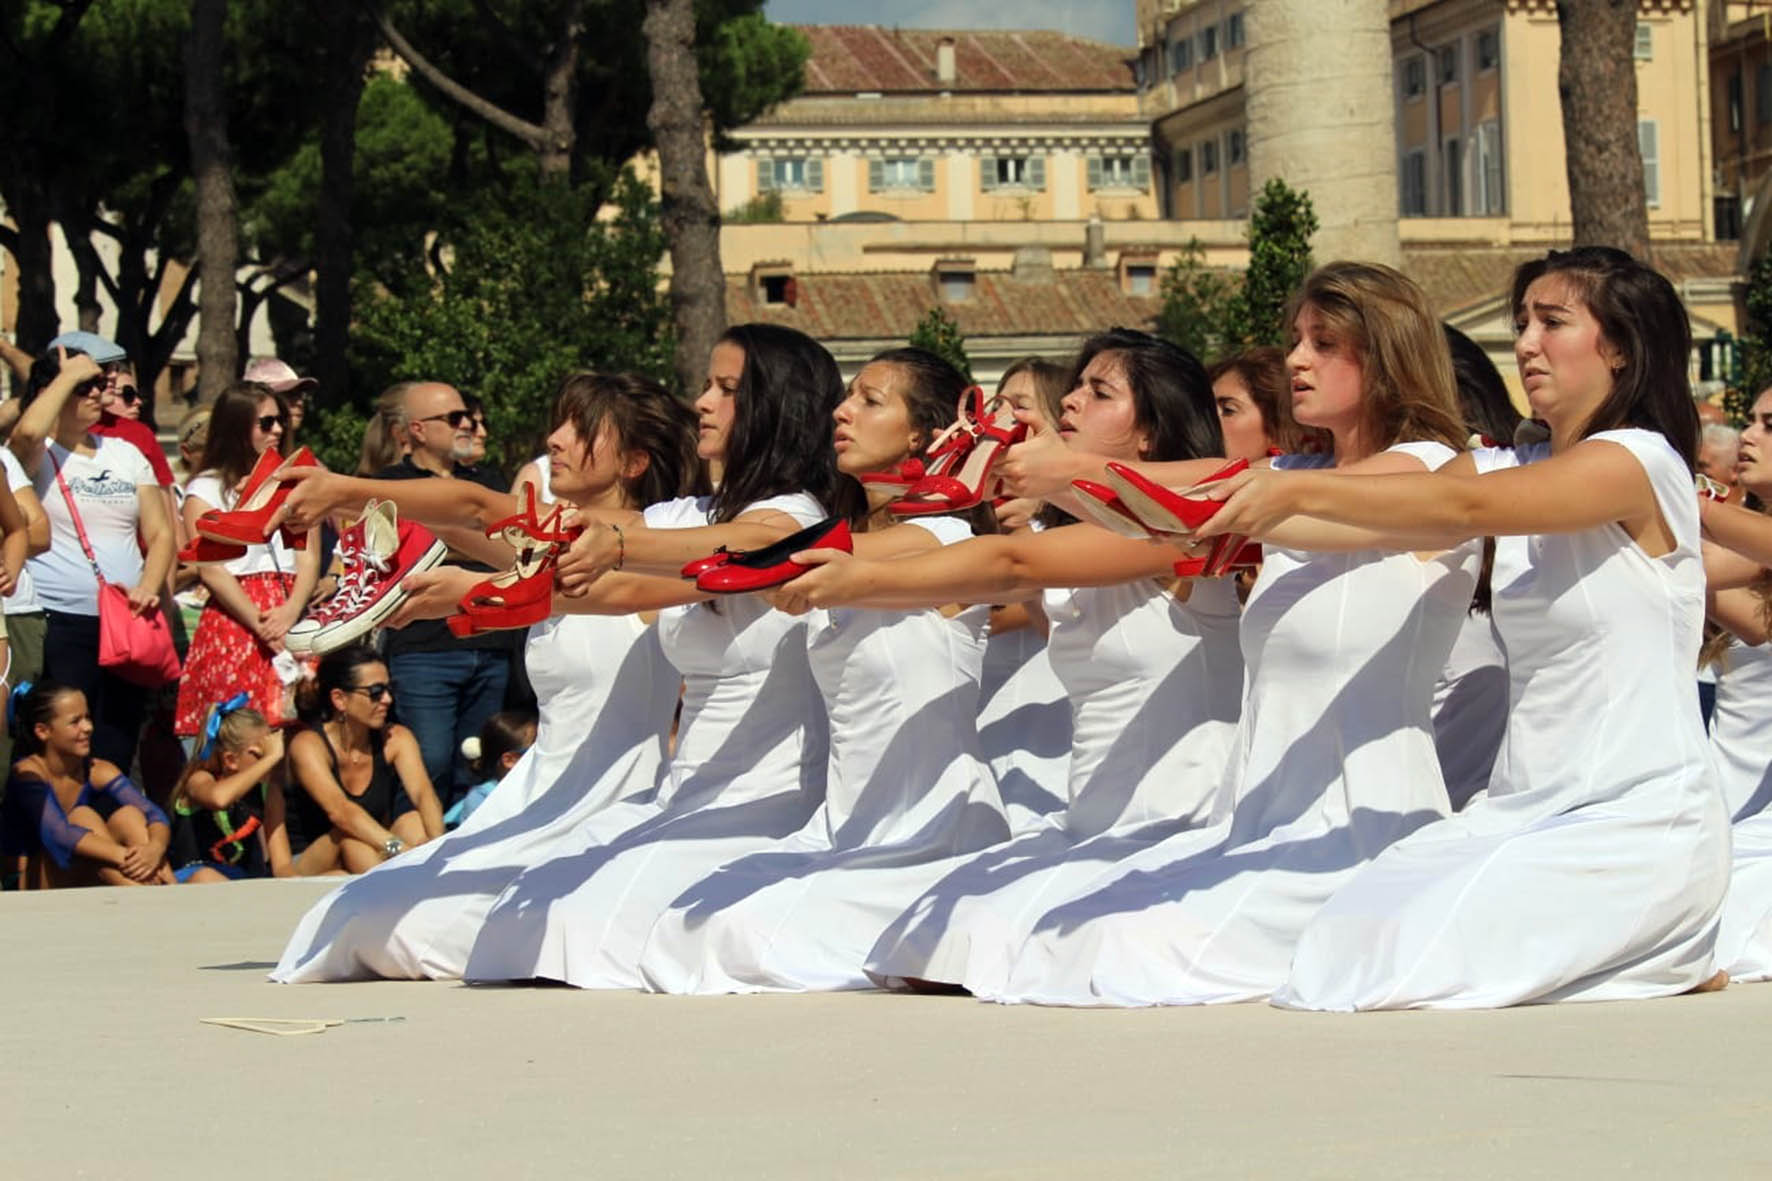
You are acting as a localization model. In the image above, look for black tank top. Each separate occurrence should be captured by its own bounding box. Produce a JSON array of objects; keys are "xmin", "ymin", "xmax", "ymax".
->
[
  {"xmin": 283, "ymin": 726, "xmax": 396, "ymax": 854},
  {"xmin": 170, "ymin": 784, "xmax": 268, "ymax": 876}
]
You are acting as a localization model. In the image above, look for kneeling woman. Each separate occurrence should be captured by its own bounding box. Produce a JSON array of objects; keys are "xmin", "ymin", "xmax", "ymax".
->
[
  {"xmin": 1, "ymin": 681, "xmax": 173, "ymax": 887},
  {"xmin": 283, "ymin": 646, "xmax": 444, "ymax": 876},
  {"xmin": 1196, "ymin": 247, "xmax": 1728, "ymax": 1009}
]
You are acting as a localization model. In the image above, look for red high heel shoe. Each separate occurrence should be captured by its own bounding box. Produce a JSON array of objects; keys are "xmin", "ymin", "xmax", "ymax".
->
[
  {"xmin": 447, "ymin": 485, "xmax": 583, "ymax": 635},
  {"xmin": 889, "ymin": 394, "xmax": 1028, "ymax": 517},
  {"xmin": 1069, "ymin": 479, "xmax": 1156, "ymax": 539},
  {"xmin": 694, "ymin": 517, "xmax": 852, "ymax": 594},
  {"xmin": 177, "ymin": 535, "xmax": 247, "ymax": 565},
  {"xmin": 195, "ymin": 446, "xmax": 319, "ymax": 550},
  {"xmin": 1102, "ymin": 457, "xmax": 1249, "ymax": 536}
]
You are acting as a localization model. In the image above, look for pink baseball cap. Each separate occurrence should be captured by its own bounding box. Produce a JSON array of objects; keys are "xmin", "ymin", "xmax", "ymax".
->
[{"xmin": 243, "ymin": 357, "xmax": 317, "ymax": 395}]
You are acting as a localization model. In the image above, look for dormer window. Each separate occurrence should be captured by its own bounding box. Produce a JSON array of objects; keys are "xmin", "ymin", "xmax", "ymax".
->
[
  {"xmin": 751, "ymin": 262, "xmax": 797, "ymax": 307},
  {"xmin": 1118, "ymin": 252, "xmax": 1160, "ymax": 296},
  {"xmin": 933, "ymin": 258, "xmax": 976, "ymax": 302}
]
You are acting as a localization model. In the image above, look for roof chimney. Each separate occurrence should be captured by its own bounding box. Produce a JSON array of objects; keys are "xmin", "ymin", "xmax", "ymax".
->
[
  {"xmin": 937, "ymin": 37, "xmax": 956, "ymax": 86},
  {"xmin": 1084, "ymin": 215, "xmax": 1108, "ymax": 269}
]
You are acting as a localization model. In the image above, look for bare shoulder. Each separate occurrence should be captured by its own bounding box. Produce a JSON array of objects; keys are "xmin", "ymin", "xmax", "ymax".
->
[{"xmin": 90, "ymin": 758, "xmax": 124, "ymax": 783}]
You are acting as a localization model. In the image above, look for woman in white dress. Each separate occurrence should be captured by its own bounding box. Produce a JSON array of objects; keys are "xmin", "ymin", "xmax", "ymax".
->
[
  {"xmin": 636, "ymin": 348, "xmax": 1017, "ymax": 993},
  {"xmin": 778, "ymin": 329, "xmax": 1249, "ymax": 997},
  {"xmin": 1190, "ymin": 246, "xmax": 1728, "ymax": 1010},
  {"xmin": 965, "ymin": 262, "xmax": 1477, "ymax": 1008},
  {"xmin": 272, "ymin": 374, "xmax": 701, "ymax": 980}
]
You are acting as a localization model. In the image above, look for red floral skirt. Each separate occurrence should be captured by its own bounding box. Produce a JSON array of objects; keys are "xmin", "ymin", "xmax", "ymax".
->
[{"xmin": 174, "ymin": 572, "xmax": 296, "ymax": 736}]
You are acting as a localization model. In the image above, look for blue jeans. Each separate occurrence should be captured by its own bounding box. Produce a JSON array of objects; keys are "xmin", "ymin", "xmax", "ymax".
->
[{"xmin": 389, "ymin": 648, "xmax": 510, "ymax": 810}]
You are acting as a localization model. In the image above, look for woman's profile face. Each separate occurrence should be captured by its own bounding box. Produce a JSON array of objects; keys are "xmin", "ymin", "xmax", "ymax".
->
[
  {"xmin": 37, "ymin": 690, "xmax": 93, "ymax": 759},
  {"xmin": 1057, "ymin": 352, "xmax": 1150, "ymax": 461},
  {"xmin": 693, "ymin": 341, "xmax": 745, "ymax": 462},
  {"xmin": 251, "ymin": 396, "xmax": 285, "ymax": 456},
  {"xmin": 1286, "ymin": 304, "xmax": 1365, "ymax": 434},
  {"xmin": 546, "ymin": 417, "xmax": 627, "ymax": 503},
  {"xmin": 998, "ymin": 370, "xmax": 1053, "ymax": 431},
  {"xmin": 832, "ymin": 362, "xmax": 920, "ymax": 476},
  {"xmin": 333, "ymin": 662, "xmax": 393, "ymax": 730},
  {"xmin": 1514, "ymin": 274, "xmax": 1620, "ymax": 427},
  {"xmin": 1213, "ymin": 370, "xmax": 1272, "ymax": 462}
]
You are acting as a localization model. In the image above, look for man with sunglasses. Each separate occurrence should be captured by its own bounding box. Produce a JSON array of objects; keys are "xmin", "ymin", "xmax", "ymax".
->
[{"xmin": 370, "ymin": 380, "xmax": 513, "ymax": 810}]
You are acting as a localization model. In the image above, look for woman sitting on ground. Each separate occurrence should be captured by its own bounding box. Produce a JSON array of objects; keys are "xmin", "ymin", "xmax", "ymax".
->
[
  {"xmin": 0, "ymin": 680, "xmax": 172, "ymax": 887},
  {"xmin": 284, "ymin": 645, "xmax": 443, "ymax": 875},
  {"xmin": 168, "ymin": 695, "xmax": 291, "ymax": 882}
]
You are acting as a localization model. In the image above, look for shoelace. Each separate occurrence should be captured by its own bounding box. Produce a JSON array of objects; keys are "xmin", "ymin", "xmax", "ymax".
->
[{"xmin": 311, "ymin": 539, "xmax": 392, "ymax": 623}]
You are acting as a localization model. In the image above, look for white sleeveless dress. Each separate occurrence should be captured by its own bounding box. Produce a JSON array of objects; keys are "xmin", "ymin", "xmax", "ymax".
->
[
  {"xmin": 992, "ymin": 441, "xmax": 1478, "ymax": 1007},
  {"xmin": 458, "ymin": 493, "xmax": 830, "ymax": 988},
  {"xmin": 1432, "ymin": 609, "xmax": 1508, "ymax": 810},
  {"xmin": 863, "ymin": 566, "xmax": 1245, "ymax": 996},
  {"xmin": 1710, "ymin": 640, "xmax": 1772, "ymax": 979},
  {"xmin": 1279, "ymin": 430, "xmax": 1730, "ymax": 1009},
  {"xmin": 637, "ymin": 517, "xmax": 1013, "ymax": 992},
  {"xmin": 271, "ymin": 611, "xmax": 676, "ymax": 981},
  {"xmin": 977, "ymin": 620, "xmax": 1071, "ymax": 833}
]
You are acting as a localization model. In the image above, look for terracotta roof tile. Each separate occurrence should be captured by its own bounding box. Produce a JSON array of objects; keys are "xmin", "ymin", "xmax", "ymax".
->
[
  {"xmin": 1402, "ymin": 243, "xmax": 1740, "ymax": 316},
  {"xmin": 728, "ymin": 268, "xmax": 1160, "ymax": 340},
  {"xmin": 794, "ymin": 26, "xmax": 1135, "ymax": 95}
]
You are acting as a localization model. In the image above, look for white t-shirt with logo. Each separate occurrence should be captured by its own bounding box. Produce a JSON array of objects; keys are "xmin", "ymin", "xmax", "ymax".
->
[
  {"xmin": 28, "ymin": 437, "xmax": 154, "ymax": 616},
  {"xmin": 0, "ymin": 448, "xmax": 42, "ymax": 615},
  {"xmin": 184, "ymin": 471, "xmax": 295, "ymax": 578}
]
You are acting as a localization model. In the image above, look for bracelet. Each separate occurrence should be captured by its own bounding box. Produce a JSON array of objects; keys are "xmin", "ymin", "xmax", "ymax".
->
[{"xmin": 610, "ymin": 522, "xmax": 625, "ymax": 572}]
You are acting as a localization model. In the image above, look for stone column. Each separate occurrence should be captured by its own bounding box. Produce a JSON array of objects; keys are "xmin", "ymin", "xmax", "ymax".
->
[{"xmin": 1246, "ymin": 0, "xmax": 1400, "ymax": 266}]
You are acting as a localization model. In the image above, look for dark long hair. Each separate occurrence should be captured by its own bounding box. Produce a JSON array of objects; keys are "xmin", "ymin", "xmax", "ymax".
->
[
  {"xmin": 713, "ymin": 323, "xmax": 861, "ymax": 523},
  {"xmin": 1442, "ymin": 325, "xmax": 1522, "ymax": 444},
  {"xmin": 551, "ymin": 373, "xmax": 705, "ymax": 508},
  {"xmin": 998, "ymin": 356, "xmax": 1070, "ymax": 428},
  {"xmin": 861, "ymin": 347, "xmax": 996, "ymax": 534},
  {"xmin": 294, "ymin": 644, "xmax": 387, "ymax": 728},
  {"xmin": 196, "ymin": 382, "xmax": 283, "ymax": 494},
  {"xmin": 1208, "ymin": 346, "xmax": 1329, "ymax": 454},
  {"xmin": 1072, "ymin": 328, "xmax": 1222, "ymax": 462},
  {"xmin": 1509, "ymin": 246, "xmax": 1698, "ymax": 470},
  {"xmin": 10, "ymin": 680, "xmax": 81, "ymax": 762}
]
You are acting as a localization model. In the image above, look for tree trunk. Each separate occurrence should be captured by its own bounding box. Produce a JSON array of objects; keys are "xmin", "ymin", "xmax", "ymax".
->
[
  {"xmin": 6, "ymin": 194, "xmax": 60, "ymax": 354},
  {"xmin": 184, "ymin": 0, "xmax": 239, "ymax": 403},
  {"xmin": 1556, "ymin": 0, "xmax": 1650, "ymax": 259},
  {"xmin": 539, "ymin": 3, "xmax": 584, "ymax": 179},
  {"xmin": 314, "ymin": 12, "xmax": 375, "ymax": 410},
  {"xmin": 644, "ymin": 0, "xmax": 726, "ymax": 399}
]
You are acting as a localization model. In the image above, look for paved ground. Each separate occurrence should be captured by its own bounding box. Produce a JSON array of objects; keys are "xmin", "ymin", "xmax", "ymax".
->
[{"xmin": 6, "ymin": 878, "xmax": 1771, "ymax": 1179}]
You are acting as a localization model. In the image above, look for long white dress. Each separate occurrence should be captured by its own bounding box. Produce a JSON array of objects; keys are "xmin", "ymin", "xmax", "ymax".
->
[
  {"xmin": 458, "ymin": 493, "xmax": 830, "ymax": 988},
  {"xmin": 863, "ymin": 567, "xmax": 1245, "ymax": 996},
  {"xmin": 637, "ymin": 518, "xmax": 1013, "ymax": 992},
  {"xmin": 1709, "ymin": 639, "xmax": 1772, "ymax": 979},
  {"xmin": 976, "ymin": 620, "xmax": 1070, "ymax": 834},
  {"xmin": 271, "ymin": 612, "xmax": 677, "ymax": 981},
  {"xmin": 1431, "ymin": 609, "xmax": 1508, "ymax": 810},
  {"xmin": 1278, "ymin": 430, "xmax": 1730, "ymax": 1010},
  {"xmin": 990, "ymin": 441, "xmax": 1478, "ymax": 1007}
]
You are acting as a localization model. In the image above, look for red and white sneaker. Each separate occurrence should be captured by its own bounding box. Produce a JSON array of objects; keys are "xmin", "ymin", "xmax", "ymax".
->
[{"xmin": 285, "ymin": 500, "xmax": 447, "ymax": 655}]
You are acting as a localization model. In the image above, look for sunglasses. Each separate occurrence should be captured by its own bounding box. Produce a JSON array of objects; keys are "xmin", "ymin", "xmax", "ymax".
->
[
  {"xmin": 113, "ymin": 386, "xmax": 140, "ymax": 407},
  {"xmin": 349, "ymin": 682, "xmax": 392, "ymax": 702},
  {"xmin": 256, "ymin": 414, "xmax": 284, "ymax": 432},
  {"xmin": 418, "ymin": 409, "xmax": 474, "ymax": 429}
]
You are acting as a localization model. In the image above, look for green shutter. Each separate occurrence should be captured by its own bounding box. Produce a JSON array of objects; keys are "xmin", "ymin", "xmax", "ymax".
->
[
  {"xmin": 980, "ymin": 155, "xmax": 997, "ymax": 191},
  {"xmin": 756, "ymin": 157, "xmax": 774, "ymax": 191},
  {"xmin": 1133, "ymin": 155, "xmax": 1151, "ymax": 189},
  {"xmin": 806, "ymin": 158, "xmax": 823, "ymax": 191},
  {"xmin": 1086, "ymin": 156, "xmax": 1102, "ymax": 191},
  {"xmin": 1027, "ymin": 156, "xmax": 1045, "ymax": 190},
  {"xmin": 868, "ymin": 159, "xmax": 884, "ymax": 192},
  {"xmin": 918, "ymin": 157, "xmax": 936, "ymax": 191}
]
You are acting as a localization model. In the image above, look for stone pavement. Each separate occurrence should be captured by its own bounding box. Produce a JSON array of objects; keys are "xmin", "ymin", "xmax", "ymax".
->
[{"xmin": 6, "ymin": 878, "xmax": 1770, "ymax": 1179}]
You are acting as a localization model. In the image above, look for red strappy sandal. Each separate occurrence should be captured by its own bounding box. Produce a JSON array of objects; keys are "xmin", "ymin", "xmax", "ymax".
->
[
  {"xmin": 1102, "ymin": 457, "xmax": 1249, "ymax": 536},
  {"xmin": 889, "ymin": 392, "xmax": 1028, "ymax": 517},
  {"xmin": 447, "ymin": 485, "xmax": 583, "ymax": 636},
  {"xmin": 194, "ymin": 446, "xmax": 320, "ymax": 550},
  {"xmin": 1069, "ymin": 479, "xmax": 1157, "ymax": 539}
]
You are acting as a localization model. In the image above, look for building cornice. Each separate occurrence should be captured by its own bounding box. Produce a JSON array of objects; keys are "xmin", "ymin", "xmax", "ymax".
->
[
  {"xmin": 1506, "ymin": 0, "xmax": 1692, "ymax": 12},
  {"xmin": 732, "ymin": 130, "xmax": 1156, "ymax": 154}
]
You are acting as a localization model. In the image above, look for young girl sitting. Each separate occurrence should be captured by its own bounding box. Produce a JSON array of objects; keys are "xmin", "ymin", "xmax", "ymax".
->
[
  {"xmin": 168, "ymin": 693, "xmax": 291, "ymax": 882},
  {"xmin": 0, "ymin": 680, "xmax": 173, "ymax": 887},
  {"xmin": 443, "ymin": 710, "xmax": 537, "ymax": 830}
]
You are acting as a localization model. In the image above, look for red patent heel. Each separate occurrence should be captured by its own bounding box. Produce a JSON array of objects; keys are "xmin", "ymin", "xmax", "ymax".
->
[
  {"xmin": 447, "ymin": 485, "xmax": 583, "ymax": 635},
  {"xmin": 889, "ymin": 393, "xmax": 1027, "ymax": 517},
  {"xmin": 195, "ymin": 446, "xmax": 319, "ymax": 549},
  {"xmin": 1069, "ymin": 479, "xmax": 1156, "ymax": 539},
  {"xmin": 1102, "ymin": 457, "xmax": 1248, "ymax": 536}
]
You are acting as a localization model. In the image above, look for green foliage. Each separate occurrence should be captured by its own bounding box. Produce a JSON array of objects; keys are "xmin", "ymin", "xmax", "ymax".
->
[
  {"xmin": 724, "ymin": 190, "xmax": 785, "ymax": 224},
  {"xmin": 700, "ymin": 15, "xmax": 810, "ymax": 142},
  {"xmin": 908, "ymin": 306, "xmax": 973, "ymax": 384},
  {"xmin": 1156, "ymin": 180, "xmax": 1318, "ymax": 362},
  {"xmin": 349, "ymin": 168, "xmax": 673, "ymax": 474},
  {"xmin": 303, "ymin": 402, "xmax": 372, "ymax": 476},
  {"xmin": 1735, "ymin": 250, "xmax": 1772, "ymax": 423}
]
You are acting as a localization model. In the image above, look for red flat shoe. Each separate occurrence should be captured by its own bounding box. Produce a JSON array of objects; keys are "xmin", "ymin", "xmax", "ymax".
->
[
  {"xmin": 1103, "ymin": 457, "xmax": 1248, "ymax": 536},
  {"xmin": 890, "ymin": 395, "xmax": 1028, "ymax": 517},
  {"xmin": 681, "ymin": 549, "xmax": 733, "ymax": 579},
  {"xmin": 448, "ymin": 485, "xmax": 582, "ymax": 635},
  {"xmin": 1069, "ymin": 479, "xmax": 1155, "ymax": 539},
  {"xmin": 195, "ymin": 446, "xmax": 319, "ymax": 549},
  {"xmin": 695, "ymin": 517, "xmax": 852, "ymax": 594}
]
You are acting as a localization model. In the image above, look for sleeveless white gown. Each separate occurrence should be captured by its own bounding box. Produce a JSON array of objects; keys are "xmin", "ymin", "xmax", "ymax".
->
[
  {"xmin": 638, "ymin": 518, "xmax": 1013, "ymax": 992},
  {"xmin": 1278, "ymin": 430, "xmax": 1730, "ymax": 1009},
  {"xmin": 1710, "ymin": 639, "xmax": 1772, "ymax": 979},
  {"xmin": 271, "ymin": 610, "xmax": 676, "ymax": 981},
  {"xmin": 1432, "ymin": 609, "xmax": 1508, "ymax": 810},
  {"xmin": 991, "ymin": 441, "xmax": 1477, "ymax": 1007},
  {"xmin": 458, "ymin": 493, "xmax": 830, "ymax": 988},
  {"xmin": 976, "ymin": 620, "xmax": 1070, "ymax": 834},
  {"xmin": 863, "ymin": 566, "xmax": 1245, "ymax": 996}
]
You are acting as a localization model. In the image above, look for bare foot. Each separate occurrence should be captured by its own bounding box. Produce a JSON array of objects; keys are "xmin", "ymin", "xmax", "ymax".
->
[{"xmin": 1688, "ymin": 969, "xmax": 1729, "ymax": 994}]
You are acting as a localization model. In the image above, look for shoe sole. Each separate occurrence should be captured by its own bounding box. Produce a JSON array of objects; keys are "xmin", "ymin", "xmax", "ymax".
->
[
  {"xmin": 1068, "ymin": 492, "xmax": 1155, "ymax": 539},
  {"xmin": 302, "ymin": 539, "xmax": 450, "ymax": 655}
]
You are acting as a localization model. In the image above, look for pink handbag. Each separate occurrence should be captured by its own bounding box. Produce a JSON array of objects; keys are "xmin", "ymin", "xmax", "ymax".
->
[{"xmin": 52, "ymin": 452, "xmax": 182, "ymax": 687}]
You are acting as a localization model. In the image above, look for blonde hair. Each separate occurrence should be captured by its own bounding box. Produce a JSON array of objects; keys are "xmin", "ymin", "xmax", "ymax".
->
[
  {"xmin": 171, "ymin": 703, "xmax": 270, "ymax": 810},
  {"xmin": 356, "ymin": 384, "xmax": 412, "ymax": 475},
  {"xmin": 1284, "ymin": 261, "xmax": 1466, "ymax": 453}
]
